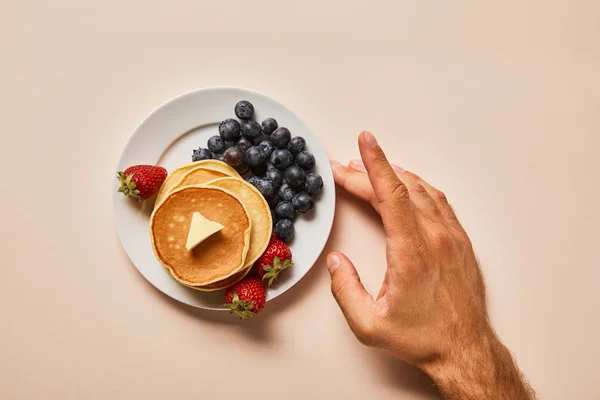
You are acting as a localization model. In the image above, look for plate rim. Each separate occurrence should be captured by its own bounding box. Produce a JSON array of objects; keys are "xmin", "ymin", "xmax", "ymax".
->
[{"xmin": 113, "ymin": 86, "xmax": 335, "ymax": 310}]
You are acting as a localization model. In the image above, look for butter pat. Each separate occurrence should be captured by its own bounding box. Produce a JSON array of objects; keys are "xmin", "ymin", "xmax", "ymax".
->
[{"xmin": 185, "ymin": 212, "xmax": 224, "ymax": 250}]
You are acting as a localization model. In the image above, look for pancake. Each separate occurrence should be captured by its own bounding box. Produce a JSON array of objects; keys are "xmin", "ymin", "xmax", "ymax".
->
[
  {"xmin": 150, "ymin": 185, "xmax": 252, "ymax": 286},
  {"xmin": 206, "ymin": 177, "xmax": 272, "ymax": 267},
  {"xmin": 192, "ymin": 177, "xmax": 272, "ymax": 291},
  {"xmin": 194, "ymin": 266, "xmax": 252, "ymax": 291},
  {"xmin": 155, "ymin": 160, "xmax": 240, "ymax": 205}
]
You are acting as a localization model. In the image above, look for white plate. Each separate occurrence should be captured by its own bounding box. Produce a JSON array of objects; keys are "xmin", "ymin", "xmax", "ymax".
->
[{"xmin": 113, "ymin": 87, "xmax": 335, "ymax": 310}]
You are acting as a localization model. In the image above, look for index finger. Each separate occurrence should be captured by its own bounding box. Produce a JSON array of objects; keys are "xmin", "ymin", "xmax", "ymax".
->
[{"xmin": 358, "ymin": 131, "xmax": 417, "ymax": 239}]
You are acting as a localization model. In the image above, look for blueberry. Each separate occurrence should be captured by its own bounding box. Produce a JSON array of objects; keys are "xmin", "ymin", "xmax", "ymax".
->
[
  {"xmin": 235, "ymin": 163, "xmax": 249, "ymax": 175},
  {"xmin": 246, "ymin": 175, "xmax": 260, "ymax": 186},
  {"xmin": 261, "ymin": 118, "xmax": 278, "ymax": 135},
  {"xmin": 241, "ymin": 120, "xmax": 262, "ymax": 140},
  {"xmin": 275, "ymin": 201, "xmax": 296, "ymax": 220},
  {"xmin": 251, "ymin": 162, "xmax": 268, "ymax": 176},
  {"xmin": 292, "ymin": 191, "xmax": 314, "ymax": 214},
  {"xmin": 296, "ymin": 151, "xmax": 315, "ymax": 170},
  {"xmin": 213, "ymin": 153, "xmax": 225, "ymax": 162},
  {"xmin": 271, "ymin": 127, "xmax": 291, "ymax": 148},
  {"xmin": 218, "ymin": 118, "xmax": 241, "ymax": 141},
  {"xmin": 257, "ymin": 139, "xmax": 274, "ymax": 157},
  {"xmin": 270, "ymin": 149, "xmax": 294, "ymax": 170},
  {"xmin": 245, "ymin": 146, "xmax": 267, "ymax": 166},
  {"xmin": 266, "ymin": 194, "xmax": 278, "ymax": 208},
  {"xmin": 192, "ymin": 148, "xmax": 213, "ymax": 161},
  {"xmin": 236, "ymin": 137, "xmax": 253, "ymax": 153},
  {"xmin": 224, "ymin": 146, "xmax": 244, "ymax": 166},
  {"xmin": 265, "ymin": 167, "xmax": 282, "ymax": 188},
  {"xmin": 225, "ymin": 141, "xmax": 236, "ymax": 149},
  {"xmin": 207, "ymin": 135, "xmax": 225, "ymax": 153},
  {"xmin": 305, "ymin": 172, "xmax": 323, "ymax": 194},
  {"xmin": 274, "ymin": 219, "xmax": 295, "ymax": 242},
  {"xmin": 278, "ymin": 183, "xmax": 296, "ymax": 202},
  {"xmin": 234, "ymin": 100, "xmax": 254, "ymax": 120},
  {"xmin": 252, "ymin": 178, "xmax": 275, "ymax": 199},
  {"xmin": 287, "ymin": 136, "xmax": 306, "ymax": 154},
  {"xmin": 284, "ymin": 165, "xmax": 306, "ymax": 188}
]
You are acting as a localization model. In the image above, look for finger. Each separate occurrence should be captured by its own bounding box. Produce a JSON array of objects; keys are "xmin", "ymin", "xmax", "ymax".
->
[
  {"xmin": 357, "ymin": 132, "xmax": 417, "ymax": 239},
  {"xmin": 331, "ymin": 161, "xmax": 380, "ymax": 213},
  {"xmin": 327, "ymin": 252, "xmax": 376, "ymax": 345},
  {"xmin": 402, "ymin": 172, "xmax": 465, "ymax": 232},
  {"xmin": 395, "ymin": 171, "xmax": 442, "ymax": 222},
  {"xmin": 349, "ymin": 159, "xmax": 404, "ymax": 176}
]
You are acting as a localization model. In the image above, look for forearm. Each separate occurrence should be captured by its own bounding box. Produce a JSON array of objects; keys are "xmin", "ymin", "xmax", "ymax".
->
[{"xmin": 421, "ymin": 329, "xmax": 535, "ymax": 400}]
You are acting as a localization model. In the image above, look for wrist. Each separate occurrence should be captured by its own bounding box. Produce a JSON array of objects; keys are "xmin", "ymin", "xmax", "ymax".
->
[{"xmin": 419, "ymin": 326, "xmax": 534, "ymax": 399}]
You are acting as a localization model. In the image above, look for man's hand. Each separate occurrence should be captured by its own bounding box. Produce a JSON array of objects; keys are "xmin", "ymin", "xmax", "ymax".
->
[{"xmin": 328, "ymin": 131, "xmax": 535, "ymax": 399}]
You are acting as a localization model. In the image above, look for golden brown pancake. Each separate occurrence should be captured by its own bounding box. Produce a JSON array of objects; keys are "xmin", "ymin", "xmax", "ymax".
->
[
  {"xmin": 155, "ymin": 161, "xmax": 239, "ymax": 205},
  {"xmin": 195, "ymin": 266, "xmax": 252, "ymax": 291},
  {"xmin": 206, "ymin": 177, "xmax": 272, "ymax": 267},
  {"xmin": 191, "ymin": 177, "xmax": 272, "ymax": 291},
  {"xmin": 150, "ymin": 185, "xmax": 252, "ymax": 286}
]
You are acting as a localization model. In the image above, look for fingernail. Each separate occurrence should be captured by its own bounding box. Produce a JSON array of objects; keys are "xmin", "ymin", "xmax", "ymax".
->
[
  {"xmin": 349, "ymin": 159, "xmax": 367, "ymax": 173},
  {"xmin": 392, "ymin": 164, "xmax": 404, "ymax": 174},
  {"xmin": 362, "ymin": 131, "xmax": 378, "ymax": 148},
  {"xmin": 330, "ymin": 160, "xmax": 342, "ymax": 168},
  {"xmin": 327, "ymin": 253, "xmax": 341, "ymax": 274}
]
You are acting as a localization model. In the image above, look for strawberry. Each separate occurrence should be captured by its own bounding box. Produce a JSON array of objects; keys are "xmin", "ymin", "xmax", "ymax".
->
[
  {"xmin": 254, "ymin": 235, "xmax": 293, "ymax": 286},
  {"xmin": 117, "ymin": 165, "xmax": 167, "ymax": 200},
  {"xmin": 224, "ymin": 277, "xmax": 266, "ymax": 319}
]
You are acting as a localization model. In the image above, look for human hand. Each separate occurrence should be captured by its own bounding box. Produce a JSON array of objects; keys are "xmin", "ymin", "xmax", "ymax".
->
[{"xmin": 328, "ymin": 131, "xmax": 534, "ymax": 399}]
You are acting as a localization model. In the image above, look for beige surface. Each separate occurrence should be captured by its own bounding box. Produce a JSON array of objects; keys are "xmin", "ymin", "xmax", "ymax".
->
[{"xmin": 0, "ymin": 1, "xmax": 599, "ymax": 399}]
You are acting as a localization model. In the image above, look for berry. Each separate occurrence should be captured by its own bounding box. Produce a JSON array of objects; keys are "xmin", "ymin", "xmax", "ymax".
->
[
  {"xmin": 246, "ymin": 175, "xmax": 260, "ymax": 186},
  {"xmin": 224, "ymin": 141, "xmax": 236, "ymax": 150},
  {"xmin": 241, "ymin": 120, "xmax": 262, "ymax": 140},
  {"xmin": 224, "ymin": 146, "xmax": 244, "ymax": 166},
  {"xmin": 251, "ymin": 162, "xmax": 268, "ymax": 176},
  {"xmin": 252, "ymin": 178, "xmax": 275, "ymax": 199},
  {"xmin": 266, "ymin": 194, "xmax": 278, "ymax": 209},
  {"xmin": 224, "ymin": 277, "xmax": 265, "ymax": 319},
  {"xmin": 292, "ymin": 191, "xmax": 314, "ymax": 214},
  {"xmin": 213, "ymin": 153, "xmax": 225, "ymax": 162},
  {"xmin": 191, "ymin": 148, "xmax": 213, "ymax": 161},
  {"xmin": 274, "ymin": 219, "xmax": 295, "ymax": 242},
  {"xmin": 234, "ymin": 100, "xmax": 254, "ymax": 120},
  {"xmin": 278, "ymin": 183, "xmax": 296, "ymax": 202},
  {"xmin": 218, "ymin": 118, "xmax": 241, "ymax": 142},
  {"xmin": 245, "ymin": 146, "xmax": 267, "ymax": 166},
  {"xmin": 270, "ymin": 127, "xmax": 291, "ymax": 148},
  {"xmin": 275, "ymin": 201, "xmax": 296, "ymax": 221},
  {"xmin": 235, "ymin": 163, "xmax": 249, "ymax": 175},
  {"xmin": 296, "ymin": 151, "xmax": 315, "ymax": 170},
  {"xmin": 257, "ymin": 139, "xmax": 274, "ymax": 157},
  {"xmin": 287, "ymin": 136, "xmax": 306, "ymax": 154},
  {"xmin": 265, "ymin": 167, "xmax": 282, "ymax": 188},
  {"xmin": 254, "ymin": 235, "xmax": 293, "ymax": 286},
  {"xmin": 270, "ymin": 149, "xmax": 294, "ymax": 170},
  {"xmin": 236, "ymin": 137, "xmax": 253, "ymax": 153},
  {"xmin": 117, "ymin": 165, "xmax": 167, "ymax": 200},
  {"xmin": 305, "ymin": 172, "xmax": 323, "ymax": 194},
  {"xmin": 270, "ymin": 209, "xmax": 277, "ymax": 225},
  {"xmin": 207, "ymin": 135, "xmax": 225, "ymax": 153},
  {"xmin": 284, "ymin": 165, "xmax": 306, "ymax": 188},
  {"xmin": 261, "ymin": 118, "xmax": 278, "ymax": 135}
]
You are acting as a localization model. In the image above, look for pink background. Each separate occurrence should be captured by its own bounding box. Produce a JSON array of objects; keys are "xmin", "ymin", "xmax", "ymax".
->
[{"xmin": 1, "ymin": 1, "xmax": 599, "ymax": 399}]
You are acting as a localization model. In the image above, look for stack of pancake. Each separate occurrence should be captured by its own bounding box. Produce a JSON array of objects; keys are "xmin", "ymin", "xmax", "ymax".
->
[{"xmin": 149, "ymin": 160, "xmax": 272, "ymax": 291}]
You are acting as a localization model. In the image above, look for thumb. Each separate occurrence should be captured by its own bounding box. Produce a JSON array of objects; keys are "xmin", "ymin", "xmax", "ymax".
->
[{"xmin": 327, "ymin": 252, "xmax": 376, "ymax": 344}]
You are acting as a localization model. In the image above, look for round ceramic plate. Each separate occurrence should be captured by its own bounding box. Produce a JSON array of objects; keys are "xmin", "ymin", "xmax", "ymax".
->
[{"xmin": 114, "ymin": 87, "xmax": 335, "ymax": 310}]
